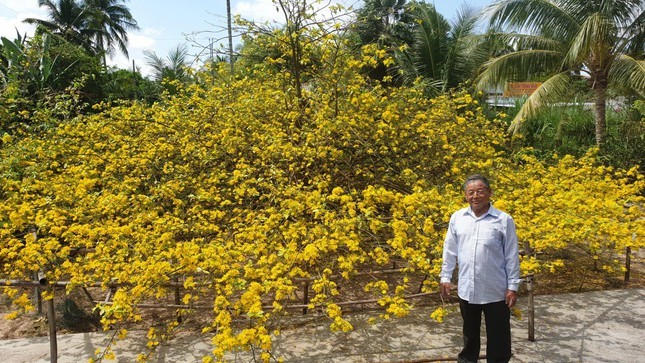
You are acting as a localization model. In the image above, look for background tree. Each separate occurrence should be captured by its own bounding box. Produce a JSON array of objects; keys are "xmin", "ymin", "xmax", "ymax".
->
[
  {"xmin": 24, "ymin": 0, "xmax": 95, "ymax": 53},
  {"xmin": 1, "ymin": 33, "xmax": 55, "ymax": 93},
  {"xmin": 0, "ymin": 32, "xmax": 102, "ymax": 134},
  {"xmin": 395, "ymin": 4, "xmax": 480, "ymax": 94},
  {"xmin": 351, "ymin": 0, "xmax": 416, "ymax": 81},
  {"xmin": 144, "ymin": 44, "xmax": 192, "ymax": 94},
  {"xmin": 353, "ymin": 0, "xmax": 413, "ymax": 47},
  {"xmin": 99, "ymin": 68, "xmax": 161, "ymax": 104},
  {"xmin": 24, "ymin": 0, "xmax": 138, "ymax": 62},
  {"xmin": 476, "ymin": 0, "xmax": 645, "ymax": 148},
  {"xmin": 84, "ymin": 0, "xmax": 139, "ymax": 64}
]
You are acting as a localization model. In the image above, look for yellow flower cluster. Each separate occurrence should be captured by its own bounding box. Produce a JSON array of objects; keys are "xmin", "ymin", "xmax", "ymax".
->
[
  {"xmin": 494, "ymin": 150, "xmax": 645, "ymax": 273},
  {"xmin": 430, "ymin": 306, "xmax": 447, "ymax": 323}
]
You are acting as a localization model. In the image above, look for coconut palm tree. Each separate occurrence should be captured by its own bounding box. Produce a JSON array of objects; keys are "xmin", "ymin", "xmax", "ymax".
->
[
  {"xmin": 84, "ymin": 0, "xmax": 139, "ymax": 62},
  {"xmin": 24, "ymin": 0, "xmax": 95, "ymax": 53},
  {"xmin": 476, "ymin": 0, "xmax": 645, "ymax": 147},
  {"xmin": 24, "ymin": 0, "xmax": 138, "ymax": 61},
  {"xmin": 395, "ymin": 4, "xmax": 481, "ymax": 94},
  {"xmin": 144, "ymin": 44, "xmax": 191, "ymax": 85}
]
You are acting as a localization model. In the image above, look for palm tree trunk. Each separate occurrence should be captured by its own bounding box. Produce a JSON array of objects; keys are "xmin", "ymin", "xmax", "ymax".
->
[{"xmin": 593, "ymin": 85, "xmax": 607, "ymax": 148}]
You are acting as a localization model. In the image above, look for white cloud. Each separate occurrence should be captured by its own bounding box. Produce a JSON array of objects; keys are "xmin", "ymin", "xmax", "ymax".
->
[
  {"xmin": 0, "ymin": 16, "xmax": 31, "ymax": 39},
  {"xmin": 108, "ymin": 52, "xmax": 142, "ymax": 73},
  {"xmin": 234, "ymin": 0, "xmax": 282, "ymax": 23},
  {"xmin": 107, "ymin": 28, "xmax": 164, "ymax": 77},
  {"xmin": 0, "ymin": 4, "xmax": 47, "ymax": 40},
  {"xmin": 127, "ymin": 31, "xmax": 157, "ymax": 51},
  {"xmin": 107, "ymin": 46, "xmax": 155, "ymax": 78}
]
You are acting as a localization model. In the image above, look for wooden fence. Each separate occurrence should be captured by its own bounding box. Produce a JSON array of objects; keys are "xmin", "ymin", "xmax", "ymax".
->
[
  {"xmin": 3, "ymin": 241, "xmax": 639, "ymax": 362},
  {"xmin": 0, "ymin": 267, "xmax": 540, "ymax": 363}
]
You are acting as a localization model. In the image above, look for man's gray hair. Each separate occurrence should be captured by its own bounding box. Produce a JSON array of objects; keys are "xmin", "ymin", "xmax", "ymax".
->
[{"xmin": 463, "ymin": 174, "xmax": 491, "ymax": 191}]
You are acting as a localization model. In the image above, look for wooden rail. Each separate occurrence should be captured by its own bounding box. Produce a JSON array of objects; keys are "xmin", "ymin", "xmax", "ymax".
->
[{"xmin": 0, "ymin": 269, "xmax": 538, "ymax": 363}]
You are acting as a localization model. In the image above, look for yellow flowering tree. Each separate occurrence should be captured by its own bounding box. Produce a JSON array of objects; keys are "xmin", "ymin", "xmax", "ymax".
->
[{"xmin": 0, "ymin": 28, "xmax": 643, "ymax": 363}]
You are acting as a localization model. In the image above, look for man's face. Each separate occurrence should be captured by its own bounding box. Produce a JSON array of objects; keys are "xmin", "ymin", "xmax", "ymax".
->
[{"xmin": 464, "ymin": 180, "xmax": 491, "ymax": 214}]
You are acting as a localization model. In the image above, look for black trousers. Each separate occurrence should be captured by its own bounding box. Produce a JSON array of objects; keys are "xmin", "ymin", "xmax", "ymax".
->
[{"xmin": 458, "ymin": 298, "xmax": 511, "ymax": 363}]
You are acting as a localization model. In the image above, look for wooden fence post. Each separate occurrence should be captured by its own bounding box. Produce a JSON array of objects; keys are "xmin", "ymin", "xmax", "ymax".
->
[
  {"xmin": 33, "ymin": 271, "xmax": 43, "ymax": 315},
  {"xmin": 526, "ymin": 274, "xmax": 535, "ymax": 342},
  {"xmin": 624, "ymin": 246, "xmax": 631, "ymax": 284},
  {"xmin": 523, "ymin": 240, "xmax": 535, "ymax": 342},
  {"xmin": 46, "ymin": 289, "xmax": 58, "ymax": 363},
  {"xmin": 302, "ymin": 281, "xmax": 309, "ymax": 315},
  {"xmin": 174, "ymin": 276, "xmax": 182, "ymax": 323},
  {"xmin": 29, "ymin": 230, "xmax": 44, "ymax": 315}
]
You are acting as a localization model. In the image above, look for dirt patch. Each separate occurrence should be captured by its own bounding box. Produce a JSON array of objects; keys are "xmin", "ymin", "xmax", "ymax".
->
[{"xmin": 0, "ymin": 312, "xmax": 48, "ymax": 339}]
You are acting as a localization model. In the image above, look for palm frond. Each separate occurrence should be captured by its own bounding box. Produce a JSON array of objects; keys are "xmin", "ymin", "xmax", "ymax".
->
[
  {"xmin": 23, "ymin": 18, "xmax": 59, "ymax": 31},
  {"xmin": 450, "ymin": 5, "xmax": 479, "ymax": 39},
  {"xmin": 442, "ymin": 5, "xmax": 479, "ymax": 90},
  {"xmin": 565, "ymin": 12, "xmax": 617, "ymax": 67},
  {"xmin": 618, "ymin": 3, "xmax": 645, "ymax": 56},
  {"xmin": 143, "ymin": 49, "xmax": 167, "ymax": 79},
  {"xmin": 609, "ymin": 55, "xmax": 645, "ymax": 97},
  {"xmin": 411, "ymin": 4, "xmax": 450, "ymax": 80},
  {"xmin": 392, "ymin": 47, "xmax": 419, "ymax": 83},
  {"xmin": 509, "ymin": 72, "xmax": 573, "ymax": 134},
  {"xmin": 489, "ymin": 31, "xmax": 565, "ymax": 52},
  {"xmin": 475, "ymin": 49, "xmax": 565, "ymax": 90},
  {"xmin": 486, "ymin": 0, "xmax": 580, "ymax": 39}
]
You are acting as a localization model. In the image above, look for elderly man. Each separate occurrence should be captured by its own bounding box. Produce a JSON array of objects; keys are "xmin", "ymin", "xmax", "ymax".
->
[{"xmin": 440, "ymin": 174, "xmax": 521, "ymax": 363}]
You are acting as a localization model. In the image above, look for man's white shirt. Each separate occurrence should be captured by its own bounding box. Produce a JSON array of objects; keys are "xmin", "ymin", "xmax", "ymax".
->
[{"xmin": 440, "ymin": 204, "xmax": 521, "ymax": 304}]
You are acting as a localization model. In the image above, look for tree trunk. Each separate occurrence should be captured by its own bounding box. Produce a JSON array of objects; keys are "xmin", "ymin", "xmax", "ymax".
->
[{"xmin": 593, "ymin": 84, "xmax": 607, "ymax": 148}]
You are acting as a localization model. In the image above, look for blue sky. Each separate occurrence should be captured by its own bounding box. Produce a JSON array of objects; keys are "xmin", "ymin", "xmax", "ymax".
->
[{"xmin": 0, "ymin": 0, "xmax": 493, "ymax": 76}]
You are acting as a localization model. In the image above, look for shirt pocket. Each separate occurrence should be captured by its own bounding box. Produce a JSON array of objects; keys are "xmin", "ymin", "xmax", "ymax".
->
[{"xmin": 477, "ymin": 227, "xmax": 501, "ymax": 246}]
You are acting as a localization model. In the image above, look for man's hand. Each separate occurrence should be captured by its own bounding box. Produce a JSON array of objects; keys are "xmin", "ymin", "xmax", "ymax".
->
[
  {"xmin": 440, "ymin": 282, "xmax": 451, "ymax": 299},
  {"xmin": 505, "ymin": 289, "xmax": 517, "ymax": 308}
]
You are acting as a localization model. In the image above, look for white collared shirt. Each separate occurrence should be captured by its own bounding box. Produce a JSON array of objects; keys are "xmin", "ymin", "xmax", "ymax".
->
[{"xmin": 440, "ymin": 204, "xmax": 521, "ymax": 304}]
